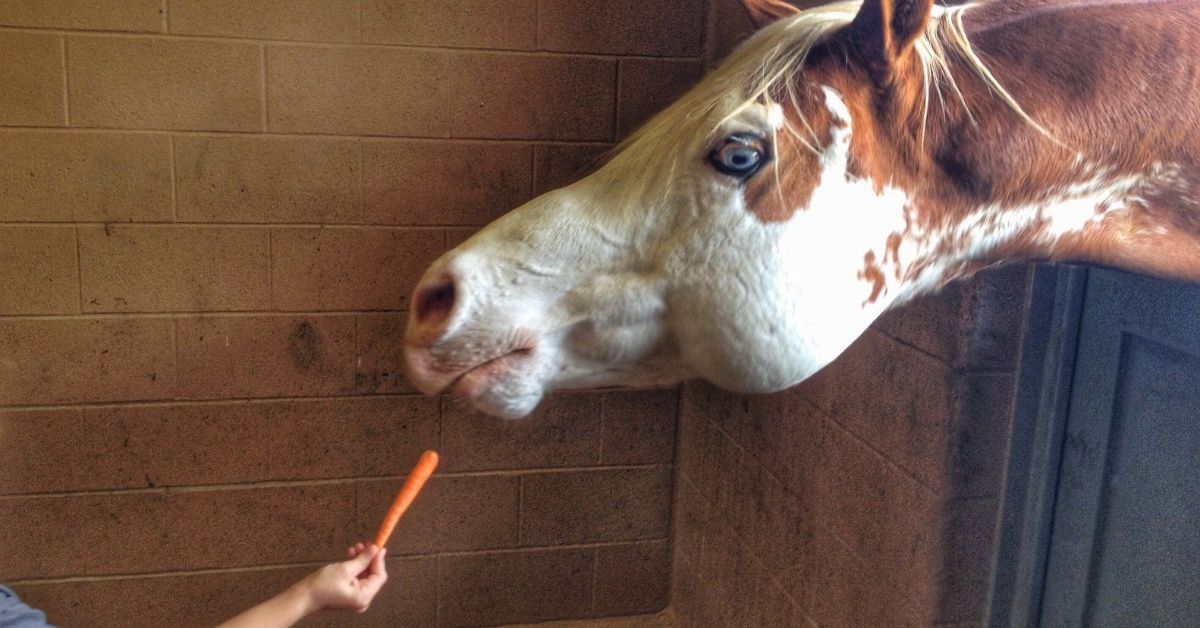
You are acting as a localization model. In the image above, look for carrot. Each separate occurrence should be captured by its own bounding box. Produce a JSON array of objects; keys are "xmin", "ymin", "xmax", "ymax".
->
[{"xmin": 374, "ymin": 450, "xmax": 439, "ymax": 548}]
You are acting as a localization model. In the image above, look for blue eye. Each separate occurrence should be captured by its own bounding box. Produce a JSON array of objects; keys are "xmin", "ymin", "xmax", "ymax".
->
[{"xmin": 709, "ymin": 134, "xmax": 768, "ymax": 178}]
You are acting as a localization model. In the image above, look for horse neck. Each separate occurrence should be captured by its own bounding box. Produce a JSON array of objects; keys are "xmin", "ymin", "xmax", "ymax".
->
[{"xmin": 904, "ymin": 0, "xmax": 1200, "ymax": 287}]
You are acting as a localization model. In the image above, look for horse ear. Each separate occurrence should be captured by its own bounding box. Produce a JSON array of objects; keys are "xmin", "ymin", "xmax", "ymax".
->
[
  {"xmin": 740, "ymin": 0, "xmax": 801, "ymax": 28},
  {"xmin": 847, "ymin": 0, "xmax": 935, "ymax": 76}
]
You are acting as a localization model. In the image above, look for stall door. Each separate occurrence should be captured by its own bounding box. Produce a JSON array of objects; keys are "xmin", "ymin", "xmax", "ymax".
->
[{"xmin": 1037, "ymin": 267, "xmax": 1200, "ymax": 627}]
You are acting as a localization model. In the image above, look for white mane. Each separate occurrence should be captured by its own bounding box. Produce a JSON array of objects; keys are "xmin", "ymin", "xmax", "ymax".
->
[{"xmin": 607, "ymin": 0, "xmax": 1044, "ymax": 192}]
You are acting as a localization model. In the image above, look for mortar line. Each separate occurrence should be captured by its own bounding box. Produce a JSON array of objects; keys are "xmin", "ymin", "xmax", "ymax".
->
[{"xmin": 160, "ymin": 0, "xmax": 169, "ymax": 32}]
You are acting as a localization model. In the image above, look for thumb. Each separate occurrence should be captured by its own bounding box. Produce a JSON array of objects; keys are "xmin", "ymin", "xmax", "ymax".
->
[{"xmin": 344, "ymin": 544, "xmax": 379, "ymax": 575}]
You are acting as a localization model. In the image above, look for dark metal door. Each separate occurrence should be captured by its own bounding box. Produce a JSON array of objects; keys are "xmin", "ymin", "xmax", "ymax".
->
[
  {"xmin": 990, "ymin": 265, "xmax": 1200, "ymax": 627},
  {"xmin": 1038, "ymin": 267, "xmax": 1200, "ymax": 627}
]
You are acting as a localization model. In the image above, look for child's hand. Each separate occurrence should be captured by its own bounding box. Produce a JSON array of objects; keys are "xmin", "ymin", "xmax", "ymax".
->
[{"xmin": 297, "ymin": 543, "xmax": 388, "ymax": 614}]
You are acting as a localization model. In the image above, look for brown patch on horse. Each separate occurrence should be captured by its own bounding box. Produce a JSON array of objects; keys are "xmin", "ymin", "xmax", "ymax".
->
[
  {"xmin": 858, "ymin": 250, "xmax": 888, "ymax": 304},
  {"xmin": 742, "ymin": 89, "xmax": 834, "ymax": 223},
  {"xmin": 884, "ymin": 232, "xmax": 904, "ymax": 279},
  {"xmin": 851, "ymin": 0, "xmax": 1198, "ymax": 283},
  {"xmin": 740, "ymin": 0, "xmax": 1199, "ymax": 283}
]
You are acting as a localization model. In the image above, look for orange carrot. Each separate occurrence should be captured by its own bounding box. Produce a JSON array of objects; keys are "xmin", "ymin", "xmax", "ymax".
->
[{"xmin": 374, "ymin": 450, "xmax": 439, "ymax": 548}]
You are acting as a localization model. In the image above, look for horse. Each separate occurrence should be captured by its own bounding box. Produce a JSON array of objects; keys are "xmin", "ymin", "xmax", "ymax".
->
[{"xmin": 403, "ymin": 0, "xmax": 1200, "ymax": 419}]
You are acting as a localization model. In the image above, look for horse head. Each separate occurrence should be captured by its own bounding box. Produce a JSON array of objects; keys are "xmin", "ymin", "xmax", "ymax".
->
[{"xmin": 404, "ymin": 0, "xmax": 1200, "ymax": 418}]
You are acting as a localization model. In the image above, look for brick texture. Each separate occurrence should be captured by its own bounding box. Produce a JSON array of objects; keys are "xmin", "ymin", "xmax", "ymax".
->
[
  {"xmin": 356, "ymin": 475, "xmax": 521, "ymax": 553},
  {"xmin": 0, "ymin": 226, "xmax": 77, "ymax": 315},
  {"xmin": 79, "ymin": 225, "xmax": 271, "ymax": 312},
  {"xmin": 595, "ymin": 541, "xmax": 673, "ymax": 616},
  {"xmin": 68, "ymin": 36, "xmax": 262, "ymax": 131},
  {"xmin": 175, "ymin": 136, "xmax": 362, "ymax": 224},
  {"xmin": 362, "ymin": 0, "xmax": 538, "ymax": 49},
  {"xmin": 601, "ymin": 390, "xmax": 678, "ymax": 465},
  {"xmin": 0, "ymin": 318, "xmax": 175, "ymax": 405},
  {"xmin": 0, "ymin": 2, "xmax": 698, "ymax": 626},
  {"xmin": 170, "ymin": 0, "xmax": 359, "ymax": 42},
  {"xmin": 0, "ymin": 131, "xmax": 172, "ymax": 222},
  {"xmin": 448, "ymin": 53, "xmax": 616, "ymax": 141},
  {"xmin": 532, "ymin": 144, "xmax": 611, "ymax": 195},
  {"xmin": 267, "ymin": 45, "xmax": 448, "ymax": 136},
  {"xmin": 176, "ymin": 315, "xmax": 357, "ymax": 399},
  {"xmin": 353, "ymin": 313, "xmax": 414, "ymax": 394},
  {"xmin": 0, "ymin": 397, "xmax": 437, "ymax": 495},
  {"xmin": 0, "ymin": 0, "xmax": 162, "ymax": 32},
  {"xmin": 521, "ymin": 467, "xmax": 672, "ymax": 545},
  {"xmin": 270, "ymin": 227, "xmax": 445, "ymax": 311},
  {"xmin": 617, "ymin": 59, "xmax": 704, "ymax": 138},
  {"xmin": 0, "ymin": 484, "xmax": 360, "ymax": 579},
  {"xmin": 440, "ymin": 393, "xmax": 603, "ymax": 471},
  {"xmin": 439, "ymin": 548, "xmax": 594, "ymax": 626},
  {"xmin": 539, "ymin": 0, "xmax": 706, "ymax": 56},
  {"xmin": 0, "ymin": 32, "xmax": 64, "ymax": 126},
  {"xmin": 362, "ymin": 140, "xmax": 531, "ymax": 226}
]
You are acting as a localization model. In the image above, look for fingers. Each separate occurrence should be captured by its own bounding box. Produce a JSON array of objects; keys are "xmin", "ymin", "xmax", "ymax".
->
[
  {"xmin": 367, "ymin": 548, "xmax": 388, "ymax": 578},
  {"xmin": 357, "ymin": 551, "xmax": 388, "ymax": 609},
  {"xmin": 343, "ymin": 543, "xmax": 380, "ymax": 575}
]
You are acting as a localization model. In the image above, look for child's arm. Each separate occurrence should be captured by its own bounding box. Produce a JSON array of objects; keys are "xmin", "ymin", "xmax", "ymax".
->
[
  {"xmin": 0, "ymin": 584, "xmax": 51, "ymax": 627},
  {"xmin": 217, "ymin": 543, "xmax": 388, "ymax": 628}
]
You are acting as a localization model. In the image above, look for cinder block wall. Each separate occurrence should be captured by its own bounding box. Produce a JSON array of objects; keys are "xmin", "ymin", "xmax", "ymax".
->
[
  {"xmin": 0, "ymin": 2, "xmax": 707, "ymax": 626},
  {"xmin": 669, "ymin": 1, "xmax": 1027, "ymax": 626}
]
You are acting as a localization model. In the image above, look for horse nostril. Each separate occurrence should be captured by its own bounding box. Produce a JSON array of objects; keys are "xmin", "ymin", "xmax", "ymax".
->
[{"xmin": 414, "ymin": 276, "xmax": 457, "ymax": 327}]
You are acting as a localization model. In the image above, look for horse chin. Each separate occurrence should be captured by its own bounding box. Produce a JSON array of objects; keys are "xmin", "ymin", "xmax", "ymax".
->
[{"xmin": 451, "ymin": 351, "xmax": 546, "ymax": 419}]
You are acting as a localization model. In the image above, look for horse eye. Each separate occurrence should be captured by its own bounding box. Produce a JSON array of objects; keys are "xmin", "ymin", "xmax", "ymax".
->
[{"xmin": 709, "ymin": 134, "xmax": 768, "ymax": 178}]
